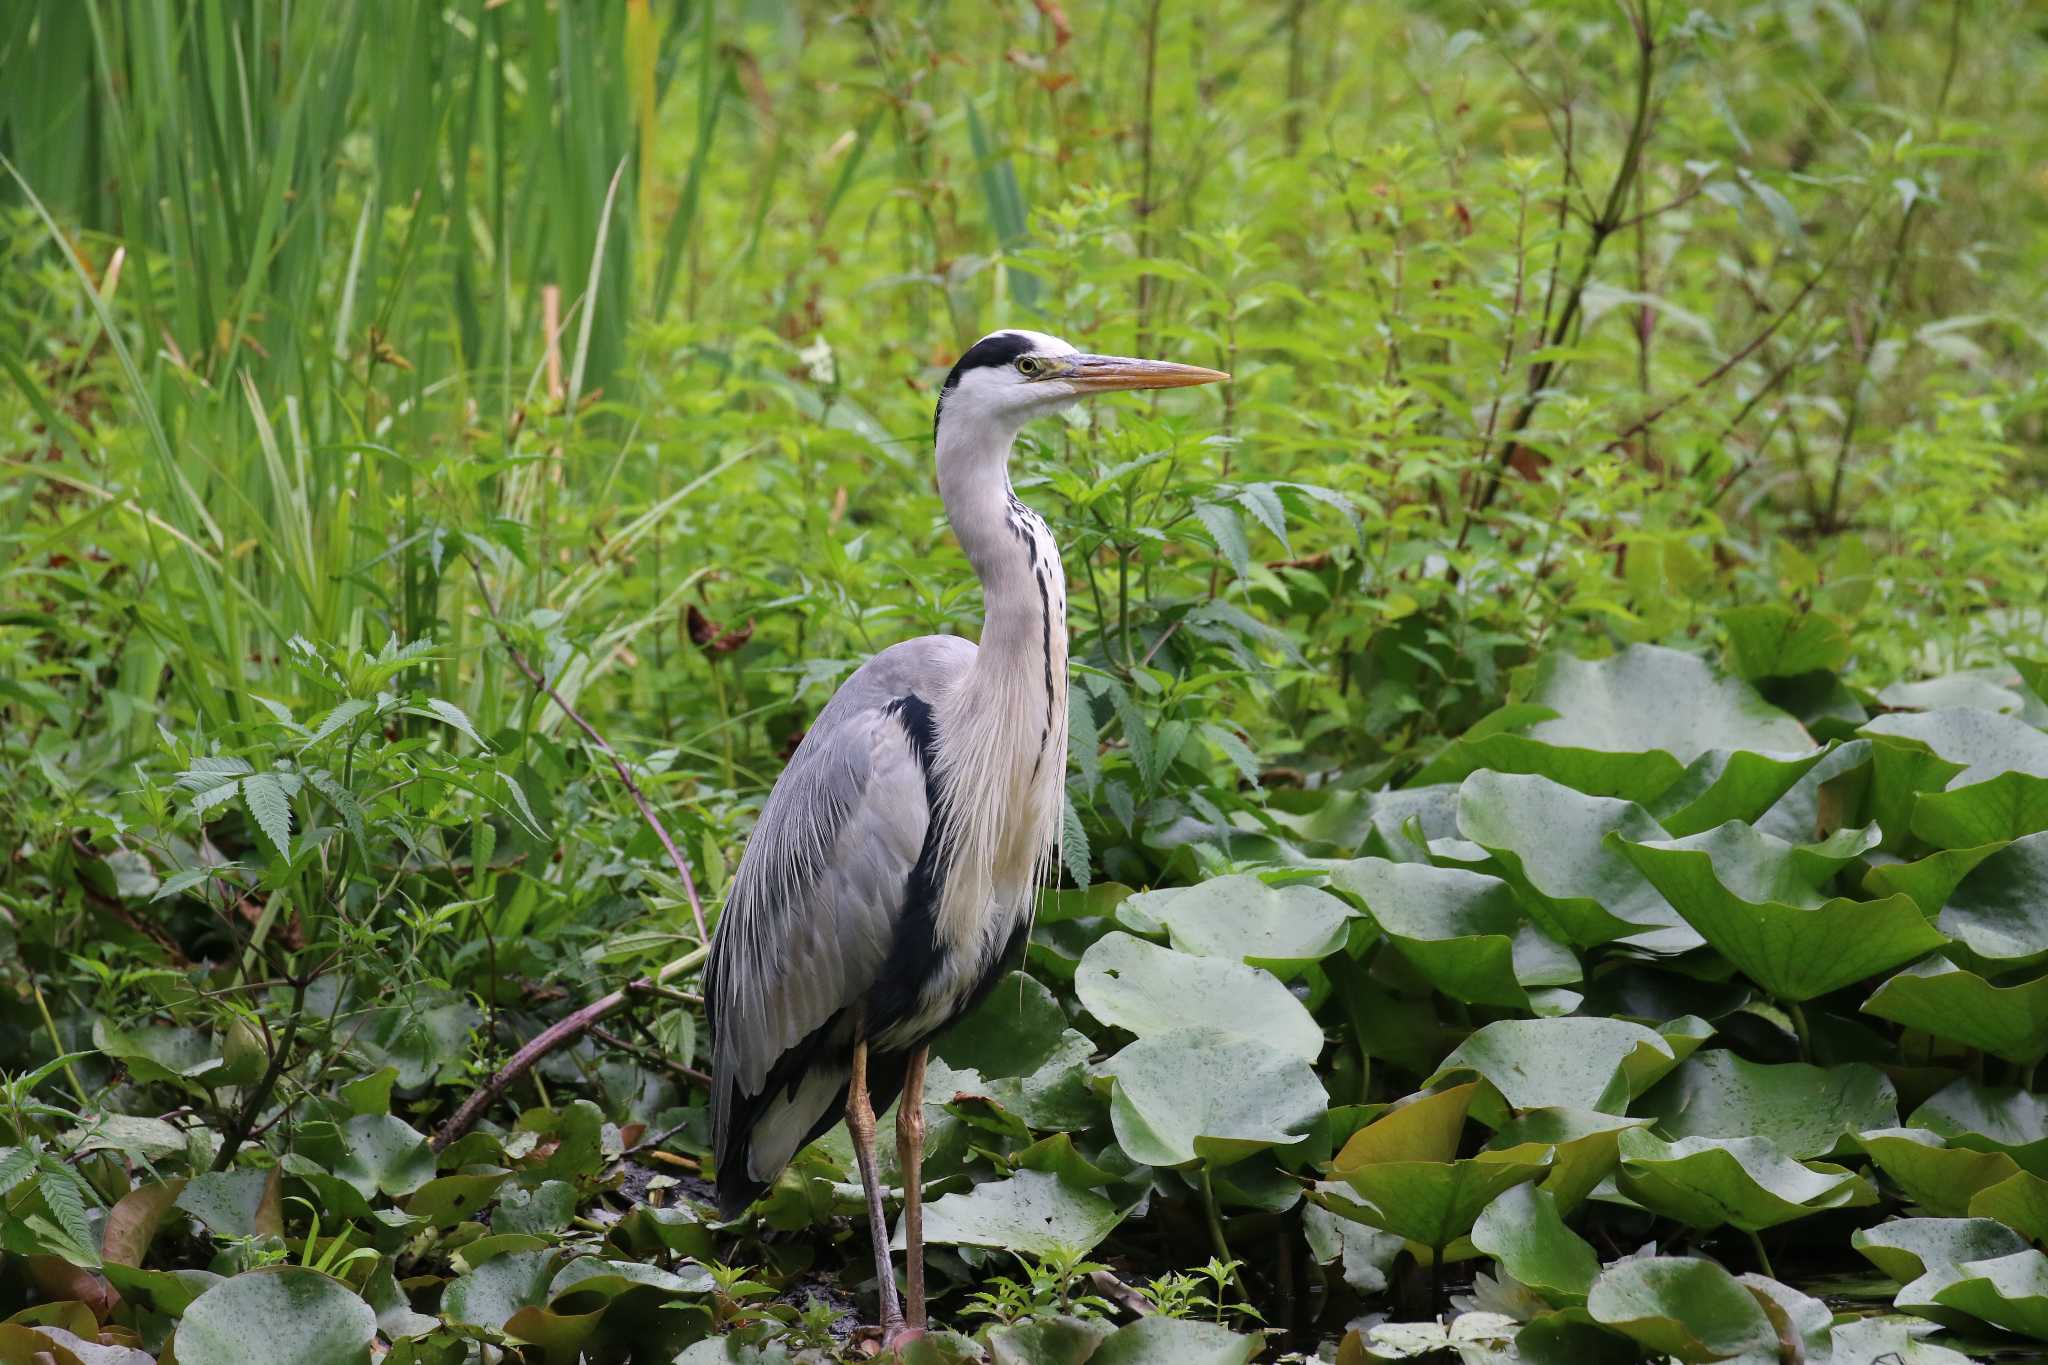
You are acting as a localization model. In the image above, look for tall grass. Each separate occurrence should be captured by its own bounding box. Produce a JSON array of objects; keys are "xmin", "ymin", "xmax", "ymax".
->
[{"xmin": 1, "ymin": 1, "xmax": 728, "ymax": 743}]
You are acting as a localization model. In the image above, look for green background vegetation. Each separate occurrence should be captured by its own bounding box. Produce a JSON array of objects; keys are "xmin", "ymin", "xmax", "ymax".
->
[{"xmin": 3, "ymin": 0, "xmax": 2048, "ymax": 1360}]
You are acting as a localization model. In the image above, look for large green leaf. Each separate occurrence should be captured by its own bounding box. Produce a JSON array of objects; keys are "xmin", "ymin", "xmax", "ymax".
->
[
  {"xmin": 1634, "ymin": 1049, "xmax": 1898, "ymax": 1158},
  {"xmin": 175, "ymin": 1168, "xmax": 282, "ymax": 1240},
  {"xmin": 1428, "ymin": 1016, "xmax": 1690, "ymax": 1113},
  {"xmin": 936, "ymin": 971, "xmax": 1071, "ymax": 1079},
  {"xmin": 1523, "ymin": 645, "xmax": 1815, "ymax": 762},
  {"xmin": 1331, "ymin": 858, "xmax": 1578, "ymax": 1009},
  {"xmin": 1469, "ymin": 1183, "xmax": 1598, "ymax": 1306},
  {"xmin": 1914, "ymin": 773, "xmax": 2048, "ymax": 848},
  {"xmin": 1100, "ymin": 1028, "xmax": 1326, "ymax": 1168},
  {"xmin": 326, "ymin": 1114, "xmax": 437, "ymax": 1199},
  {"xmin": 1619, "ymin": 823, "xmax": 1947, "ymax": 1000},
  {"xmin": 1322, "ymin": 1084, "xmax": 1550, "ymax": 1251},
  {"xmin": 1863, "ymin": 708, "xmax": 2048, "ymax": 788},
  {"xmin": 1863, "ymin": 958, "xmax": 2048, "ymax": 1065},
  {"xmin": 1937, "ymin": 832, "xmax": 2048, "ymax": 970},
  {"xmin": 1484, "ymin": 1108, "xmax": 1646, "ymax": 1213},
  {"xmin": 1617, "ymin": 1129, "xmax": 1873, "ymax": 1230},
  {"xmin": 910, "ymin": 1170, "xmax": 1125, "ymax": 1258},
  {"xmin": 1087, "ymin": 1317, "xmax": 1257, "ymax": 1365},
  {"xmin": 441, "ymin": 1247, "xmax": 560, "ymax": 1332},
  {"xmin": 1722, "ymin": 605, "xmax": 1851, "ymax": 680},
  {"xmin": 1455, "ymin": 771, "xmax": 1697, "ymax": 950},
  {"xmin": 1911, "ymin": 1082, "xmax": 2048, "ymax": 1173},
  {"xmin": 1859, "ymin": 1129, "xmax": 2022, "ymax": 1215},
  {"xmin": 1583, "ymin": 1256, "xmax": 1780, "ymax": 1362},
  {"xmin": 1133, "ymin": 873, "xmax": 1354, "ymax": 977},
  {"xmin": 1972, "ymin": 1172, "xmax": 2048, "ymax": 1243},
  {"xmin": 1928, "ymin": 1250, "xmax": 2048, "ymax": 1340},
  {"xmin": 1074, "ymin": 932, "xmax": 1323, "ymax": 1062},
  {"xmin": 174, "ymin": 1267, "xmax": 376, "ymax": 1365},
  {"xmin": 1852, "ymin": 1216, "xmax": 2033, "ymax": 1328},
  {"xmin": 1648, "ymin": 746, "xmax": 1833, "ymax": 838}
]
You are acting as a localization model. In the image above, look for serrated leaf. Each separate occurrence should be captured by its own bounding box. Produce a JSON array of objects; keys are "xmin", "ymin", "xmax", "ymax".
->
[{"xmin": 240, "ymin": 773, "xmax": 294, "ymax": 859}]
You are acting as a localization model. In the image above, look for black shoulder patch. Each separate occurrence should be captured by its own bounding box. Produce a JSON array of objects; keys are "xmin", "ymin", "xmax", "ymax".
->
[
  {"xmin": 934, "ymin": 331, "xmax": 1035, "ymax": 438},
  {"xmin": 882, "ymin": 693, "xmax": 939, "ymax": 773}
]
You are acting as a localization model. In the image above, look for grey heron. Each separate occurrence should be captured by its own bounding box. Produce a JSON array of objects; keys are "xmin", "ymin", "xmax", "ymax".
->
[{"xmin": 704, "ymin": 329, "xmax": 1227, "ymax": 1346}]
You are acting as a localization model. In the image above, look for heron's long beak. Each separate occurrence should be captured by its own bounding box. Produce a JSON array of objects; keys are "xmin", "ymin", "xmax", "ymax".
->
[{"xmin": 1064, "ymin": 354, "xmax": 1230, "ymax": 392}]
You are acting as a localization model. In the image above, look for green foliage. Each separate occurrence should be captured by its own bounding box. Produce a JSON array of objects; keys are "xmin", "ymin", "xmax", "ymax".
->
[{"xmin": 3, "ymin": 0, "xmax": 2048, "ymax": 1360}]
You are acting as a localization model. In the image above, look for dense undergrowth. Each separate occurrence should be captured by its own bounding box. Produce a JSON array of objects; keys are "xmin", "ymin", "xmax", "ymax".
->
[{"xmin": 4, "ymin": 1, "xmax": 2048, "ymax": 1361}]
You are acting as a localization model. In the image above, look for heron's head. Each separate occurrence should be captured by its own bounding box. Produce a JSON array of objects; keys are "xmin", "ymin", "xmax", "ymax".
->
[{"xmin": 933, "ymin": 329, "xmax": 1228, "ymax": 448}]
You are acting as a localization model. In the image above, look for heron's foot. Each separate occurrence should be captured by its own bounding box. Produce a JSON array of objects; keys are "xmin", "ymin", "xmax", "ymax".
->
[{"xmin": 879, "ymin": 1323, "xmax": 926, "ymax": 1357}]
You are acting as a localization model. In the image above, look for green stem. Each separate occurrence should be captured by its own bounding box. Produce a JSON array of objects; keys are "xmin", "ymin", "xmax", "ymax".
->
[
  {"xmin": 1198, "ymin": 1169, "xmax": 1250, "ymax": 1305},
  {"xmin": 1745, "ymin": 1227, "xmax": 1775, "ymax": 1281},
  {"xmin": 1786, "ymin": 1000, "xmax": 1813, "ymax": 1063}
]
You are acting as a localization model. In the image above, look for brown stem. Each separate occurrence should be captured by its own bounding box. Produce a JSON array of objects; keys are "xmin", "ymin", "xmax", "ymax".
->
[
  {"xmin": 212, "ymin": 973, "xmax": 309, "ymax": 1171},
  {"xmin": 468, "ymin": 556, "xmax": 707, "ymax": 944},
  {"xmin": 431, "ymin": 946, "xmax": 707, "ymax": 1150},
  {"xmin": 1464, "ymin": 1, "xmax": 1658, "ymax": 534}
]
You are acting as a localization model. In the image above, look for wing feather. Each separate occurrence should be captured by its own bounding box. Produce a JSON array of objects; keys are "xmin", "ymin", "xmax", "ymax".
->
[{"xmin": 705, "ymin": 636, "xmax": 972, "ymax": 1210}]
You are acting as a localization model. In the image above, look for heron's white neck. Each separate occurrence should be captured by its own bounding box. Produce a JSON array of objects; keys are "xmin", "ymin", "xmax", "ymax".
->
[{"xmin": 929, "ymin": 410, "xmax": 1069, "ymax": 938}]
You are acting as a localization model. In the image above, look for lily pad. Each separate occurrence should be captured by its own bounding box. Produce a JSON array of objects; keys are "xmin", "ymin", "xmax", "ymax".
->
[
  {"xmin": 1619, "ymin": 823, "xmax": 1947, "ymax": 1001},
  {"xmin": 326, "ymin": 1114, "xmax": 437, "ymax": 1199},
  {"xmin": 936, "ymin": 971, "xmax": 1070, "ymax": 1079},
  {"xmin": 1100, "ymin": 1027, "xmax": 1326, "ymax": 1168},
  {"xmin": 1852, "ymin": 1216, "xmax": 2033, "ymax": 1325},
  {"xmin": 1937, "ymin": 831, "xmax": 2048, "ymax": 970},
  {"xmin": 1649, "ymin": 747, "xmax": 1834, "ymax": 838},
  {"xmin": 1524, "ymin": 644, "xmax": 1814, "ymax": 757},
  {"xmin": 1723, "ymin": 605, "xmax": 1851, "ymax": 680},
  {"xmin": 1914, "ymin": 773, "xmax": 2048, "ymax": 849},
  {"xmin": 1911, "ymin": 1082, "xmax": 2048, "ymax": 1173},
  {"xmin": 1584, "ymin": 1255, "xmax": 1780, "ymax": 1362},
  {"xmin": 175, "ymin": 1168, "xmax": 282, "ymax": 1240},
  {"xmin": 1864, "ymin": 708, "xmax": 2048, "ymax": 788},
  {"xmin": 442, "ymin": 1247, "xmax": 560, "ymax": 1331},
  {"xmin": 1075, "ymin": 932, "xmax": 1324, "ymax": 1062},
  {"xmin": 1928, "ymin": 1250, "xmax": 2048, "ymax": 1340},
  {"xmin": 1634, "ymin": 1049, "xmax": 1898, "ymax": 1158},
  {"xmin": 1456, "ymin": 771, "xmax": 1697, "ymax": 950},
  {"xmin": 1484, "ymin": 1108, "xmax": 1646, "ymax": 1213},
  {"xmin": 1428, "ymin": 1017, "xmax": 1689, "ymax": 1113},
  {"xmin": 1863, "ymin": 958, "xmax": 2048, "ymax": 1065},
  {"xmin": 1859, "ymin": 1129, "xmax": 2021, "ymax": 1215},
  {"xmin": 1331, "ymin": 858, "xmax": 1579, "ymax": 1009},
  {"xmin": 1469, "ymin": 1183, "xmax": 1598, "ymax": 1306},
  {"xmin": 173, "ymin": 1267, "xmax": 376, "ymax": 1365},
  {"xmin": 1139, "ymin": 873, "xmax": 1354, "ymax": 977},
  {"xmin": 909, "ymin": 1170, "xmax": 1125, "ymax": 1259},
  {"xmin": 1324, "ymin": 1084, "xmax": 1551, "ymax": 1251},
  {"xmin": 1088, "ymin": 1317, "xmax": 1257, "ymax": 1365},
  {"xmin": 1617, "ymin": 1129, "xmax": 1873, "ymax": 1230},
  {"xmin": 1972, "ymin": 1171, "xmax": 2048, "ymax": 1243}
]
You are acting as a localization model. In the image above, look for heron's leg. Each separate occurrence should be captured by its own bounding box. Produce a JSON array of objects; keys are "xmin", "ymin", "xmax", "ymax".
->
[
  {"xmin": 846, "ymin": 1040, "xmax": 905, "ymax": 1334},
  {"xmin": 895, "ymin": 1045, "xmax": 929, "ymax": 1328}
]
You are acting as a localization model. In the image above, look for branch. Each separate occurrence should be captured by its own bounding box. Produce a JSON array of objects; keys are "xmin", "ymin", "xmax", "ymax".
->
[
  {"xmin": 468, "ymin": 556, "xmax": 708, "ymax": 945},
  {"xmin": 1601, "ymin": 256, "xmax": 1838, "ymax": 452},
  {"xmin": 1464, "ymin": 1, "xmax": 1659, "ymax": 531},
  {"xmin": 431, "ymin": 946, "xmax": 707, "ymax": 1150},
  {"xmin": 213, "ymin": 973, "xmax": 309, "ymax": 1171}
]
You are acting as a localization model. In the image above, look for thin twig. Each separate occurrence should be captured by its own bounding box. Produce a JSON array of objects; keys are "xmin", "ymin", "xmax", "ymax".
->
[
  {"xmin": 213, "ymin": 973, "xmax": 310, "ymax": 1171},
  {"xmin": 1464, "ymin": 0, "xmax": 1658, "ymax": 534},
  {"xmin": 432, "ymin": 946, "xmax": 709, "ymax": 1150},
  {"xmin": 592, "ymin": 1022, "xmax": 713, "ymax": 1089},
  {"xmin": 467, "ymin": 555, "xmax": 708, "ymax": 944}
]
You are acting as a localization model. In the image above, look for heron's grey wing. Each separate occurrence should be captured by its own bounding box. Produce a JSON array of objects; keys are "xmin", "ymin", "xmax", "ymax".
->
[{"xmin": 705, "ymin": 636, "xmax": 971, "ymax": 1209}]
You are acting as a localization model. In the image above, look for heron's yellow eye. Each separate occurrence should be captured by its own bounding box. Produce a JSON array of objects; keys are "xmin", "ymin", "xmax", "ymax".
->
[{"xmin": 1016, "ymin": 356, "xmax": 1047, "ymax": 377}]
